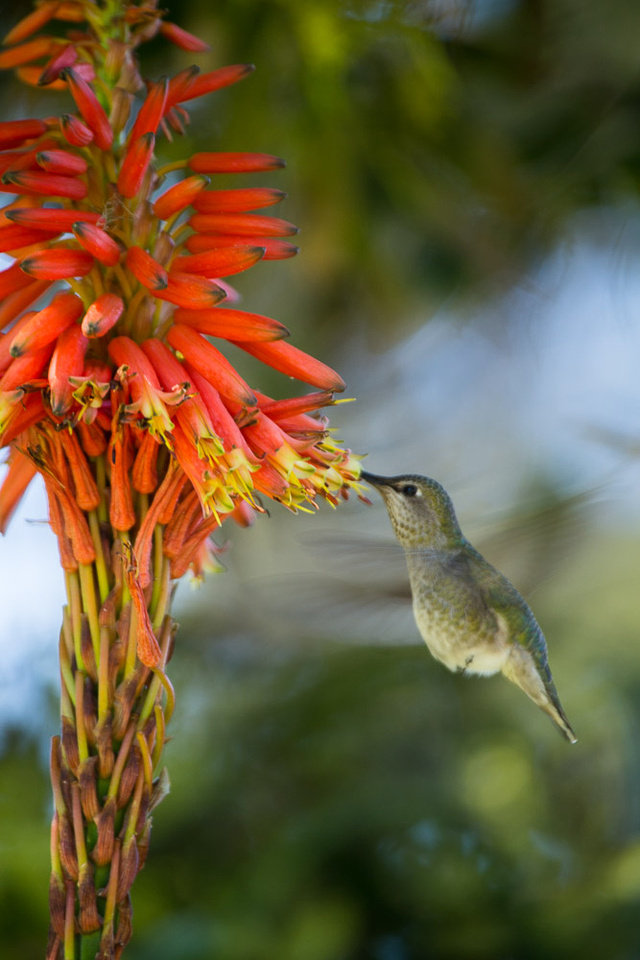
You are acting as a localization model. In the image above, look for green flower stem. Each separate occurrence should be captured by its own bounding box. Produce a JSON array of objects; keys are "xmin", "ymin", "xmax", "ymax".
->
[
  {"xmin": 88, "ymin": 512, "xmax": 110, "ymax": 602},
  {"xmin": 66, "ymin": 571, "xmax": 85, "ymax": 672},
  {"xmin": 79, "ymin": 564, "xmax": 100, "ymax": 663},
  {"xmin": 51, "ymin": 482, "xmax": 175, "ymax": 958}
]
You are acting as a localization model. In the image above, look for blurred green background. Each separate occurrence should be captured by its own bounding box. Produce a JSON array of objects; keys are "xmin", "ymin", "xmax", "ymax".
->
[{"xmin": 1, "ymin": 1, "xmax": 640, "ymax": 958}]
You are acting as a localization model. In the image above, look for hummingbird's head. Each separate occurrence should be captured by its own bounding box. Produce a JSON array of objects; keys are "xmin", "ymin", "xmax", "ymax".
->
[{"xmin": 361, "ymin": 471, "xmax": 462, "ymax": 549}]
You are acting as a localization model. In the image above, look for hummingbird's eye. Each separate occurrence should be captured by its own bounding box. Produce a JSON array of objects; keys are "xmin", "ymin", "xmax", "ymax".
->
[{"xmin": 401, "ymin": 483, "xmax": 419, "ymax": 497}]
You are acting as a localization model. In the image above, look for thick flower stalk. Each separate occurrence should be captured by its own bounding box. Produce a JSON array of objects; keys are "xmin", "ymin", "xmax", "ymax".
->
[{"xmin": 0, "ymin": 3, "xmax": 364, "ymax": 957}]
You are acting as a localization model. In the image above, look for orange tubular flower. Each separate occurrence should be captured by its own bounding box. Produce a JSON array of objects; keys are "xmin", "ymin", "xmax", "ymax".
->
[
  {"xmin": 7, "ymin": 207, "xmax": 101, "ymax": 231},
  {"xmin": 62, "ymin": 67, "xmax": 113, "ymax": 150},
  {"xmin": 20, "ymin": 247, "xmax": 95, "ymax": 279},
  {"xmin": 72, "ymin": 221, "xmax": 121, "ymax": 265},
  {"xmin": 167, "ymin": 323, "xmax": 256, "ymax": 406},
  {"xmin": 117, "ymin": 130, "xmax": 155, "ymax": 198},
  {"xmin": 185, "ymin": 233, "xmax": 299, "ymax": 260},
  {"xmin": 152, "ymin": 173, "xmax": 209, "ymax": 220},
  {"xmin": 189, "ymin": 151, "xmax": 286, "ymax": 174},
  {"xmin": 0, "ymin": 117, "xmax": 48, "ymax": 147},
  {"xmin": 193, "ymin": 186, "xmax": 287, "ymax": 213},
  {"xmin": 171, "ymin": 244, "xmax": 265, "ymax": 279},
  {"xmin": 48, "ymin": 324, "xmax": 88, "ymax": 415},
  {"xmin": 173, "ymin": 306, "xmax": 289, "ymax": 342},
  {"xmin": 2, "ymin": 168, "xmax": 88, "ymax": 199},
  {"xmin": 59, "ymin": 112, "xmax": 94, "ymax": 146},
  {"xmin": 189, "ymin": 211, "xmax": 299, "ymax": 237},
  {"xmin": 81, "ymin": 292, "xmax": 124, "ymax": 337},
  {"xmin": 231, "ymin": 337, "xmax": 347, "ymax": 392},
  {"xmin": 0, "ymin": 2, "xmax": 366, "ymax": 956},
  {"xmin": 159, "ymin": 21, "xmax": 211, "ymax": 53},
  {"xmin": 9, "ymin": 291, "xmax": 83, "ymax": 357},
  {"xmin": 125, "ymin": 245, "xmax": 168, "ymax": 290}
]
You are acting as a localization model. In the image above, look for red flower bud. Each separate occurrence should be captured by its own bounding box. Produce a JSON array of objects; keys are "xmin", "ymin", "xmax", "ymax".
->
[
  {"xmin": 0, "ymin": 223, "xmax": 59, "ymax": 253},
  {"xmin": 117, "ymin": 131, "xmax": 154, "ymax": 198},
  {"xmin": 9, "ymin": 291, "xmax": 84, "ymax": 356},
  {"xmin": 189, "ymin": 212, "xmax": 298, "ymax": 237},
  {"xmin": 231, "ymin": 338, "xmax": 346, "ymax": 392},
  {"xmin": 48, "ymin": 324, "xmax": 88, "ymax": 415},
  {"xmin": 0, "ymin": 118, "xmax": 47, "ymax": 149},
  {"xmin": 2, "ymin": 2, "xmax": 60, "ymax": 46},
  {"xmin": 193, "ymin": 187, "xmax": 286, "ymax": 213},
  {"xmin": 0, "ymin": 36, "xmax": 59, "ymax": 70},
  {"xmin": 189, "ymin": 152, "xmax": 286, "ymax": 174},
  {"xmin": 171, "ymin": 244, "xmax": 264, "ymax": 279},
  {"xmin": 129, "ymin": 77, "xmax": 168, "ymax": 141},
  {"xmin": 81, "ymin": 293, "xmax": 125, "ymax": 338},
  {"xmin": 173, "ymin": 306, "xmax": 289, "ymax": 342},
  {"xmin": 126, "ymin": 246, "xmax": 168, "ymax": 290},
  {"xmin": 167, "ymin": 323, "xmax": 256, "ymax": 406},
  {"xmin": 36, "ymin": 148, "xmax": 87, "ymax": 175},
  {"xmin": 72, "ymin": 222, "xmax": 121, "ymax": 266},
  {"xmin": 152, "ymin": 174, "xmax": 209, "ymax": 220},
  {"xmin": 155, "ymin": 272, "xmax": 226, "ymax": 309},
  {"xmin": 63, "ymin": 68, "xmax": 113, "ymax": 150},
  {"xmin": 169, "ymin": 64, "xmax": 254, "ymax": 106},
  {"xmin": 0, "ymin": 343, "xmax": 53, "ymax": 392},
  {"xmin": 7, "ymin": 207, "xmax": 101, "ymax": 232},
  {"xmin": 159, "ymin": 21, "xmax": 210, "ymax": 52},
  {"xmin": 20, "ymin": 248, "xmax": 94, "ymax": 280},
  {"xmin": 0, "ymin": 262, "xmax": 34, "ymax": 300},
  {"xmin": 59, "ymin": 113, "xmax": 94, "ymax": 147},
  {"xmin": 2, "ymin": 169, "xmax": 87, "ymax": 200},
  {"xmin": 185, "ymin": 234, "xmax": 299, "ymax": 261},
  {"xmin": 37, "ymin": 42, "xmax": 78, "ymax": 86}
]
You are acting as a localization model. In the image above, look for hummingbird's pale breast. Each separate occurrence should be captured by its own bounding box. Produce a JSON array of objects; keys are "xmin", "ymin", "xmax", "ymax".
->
[{"xmin": 407, "ymin": 550, "xmax": 511, "ymax": 675}]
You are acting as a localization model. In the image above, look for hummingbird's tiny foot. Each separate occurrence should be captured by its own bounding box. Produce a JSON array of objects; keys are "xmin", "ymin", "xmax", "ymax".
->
[{"xmin": 460, "ymin": 654, "xmax": 474, "ymax": 677}]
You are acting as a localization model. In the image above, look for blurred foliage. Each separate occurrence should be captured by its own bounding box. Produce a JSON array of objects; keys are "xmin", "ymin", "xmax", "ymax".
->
[
  {"xmin": 2, "ymin": 523, "xmax": 639, "ymax": 960},
  {"xmin": 3, "ymin": 0, "xmax": 640, "ymax": 347},
  {"xmin": 145, "ymin": 0, "xmax": 640, "ymax": 344},
  {"xmin": 2, "ymin": 0, "xmax": 640, "ymax": 958}
]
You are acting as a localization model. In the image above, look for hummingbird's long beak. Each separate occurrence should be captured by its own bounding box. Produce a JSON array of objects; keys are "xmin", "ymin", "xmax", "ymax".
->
[{"xmin": 360, "ymin": 471, "xmax": 393, "ymax": 487}]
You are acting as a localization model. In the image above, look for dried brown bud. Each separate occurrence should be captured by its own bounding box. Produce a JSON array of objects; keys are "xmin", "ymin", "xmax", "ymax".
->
[
  {"xmin": 150, "ymin": 766, "xmax": 171, "ymax": 812},
  {"xmin": 114, "ymin": 892, "xmax": 133, "ymax": 952},
  {"xmin": 78, "ymin": 756, "xmax": 100, "ymax": 821},
  {"xmin": 92, "ymin": 796, "xmax": 117, "ymax": 866},
  {"xmin": 82, "ymin": 678, "xmax": 98, "ymax": 746},
  {"xmin": 96, "ymin": 927, "xmax": 114, "ymax": 960},
  {"xmin": 61, "ymin": 716, "xmax": 79, "ymax": 776},
  {"xmin": 112, "ymin": 674, "xmax": 139, "ymax": 741},
  {"xmin": 165, "ymin": 616, "xmax": 178, "ymax": 664},
  {"xmin": 58, "ymin": 811, "xmax": 79, "ymax": 880},
  {"xmin": 135, "ymin": 790, "xmax": 151, "ymax": 836},
  {"xmin": 109, "ymin": 87, "xmax": 133, "ymax": 137},
  {"xmin": 48, "ymin": 870, "xmax": 66, "ymax": 937},
  {"xmin": 80, "ymin": 614, "xmax": 98, "ymax": 682},
  {"xmin": 136, "ymin": 817, "xmax": 152, "ymax": 872},
  {"xmin": 104, "ymin": 39, "xmax": 127, "ymax": 85},
  {"xmin": 78, "ymin": 862, "xmax": 102, "ymax": 933},
  {"xmin": 117, "ymin": 748, "xmax": 140, "ymax": 808},
  {"xmin": 45, "ymin": 928, "xmax": 61, "ymax": 960},
  {"xmin": 108, "ymin": 639, "xmax": 126, "ymax": 690},
  {"xmin": 119, "ymin": 45, "xmax": 144, "ymax": 90},
  {"xmin": 116, "ymin": 837, "xmax": 139, "ymax": 903},
  {"xmin": 99, "ymin": 587, "xmax": 119, "ymax": 630},
  {"xmin": 153, "ymin": 231, "xmax": 175, "ymax": 266},
  {"xmin": 95, "ymin": 717, "xmax": 115, "ymax": 779}
]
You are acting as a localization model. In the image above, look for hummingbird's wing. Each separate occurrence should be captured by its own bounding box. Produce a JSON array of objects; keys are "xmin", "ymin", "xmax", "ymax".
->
[{"xmin": 461, "ymin": 545, "xmax": 577, "ymax": 743}]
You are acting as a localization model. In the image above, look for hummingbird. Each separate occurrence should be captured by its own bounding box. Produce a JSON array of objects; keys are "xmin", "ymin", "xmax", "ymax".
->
[{"xmin": 361, "ymin": 471, "xmax": 577, "ymax": 743}]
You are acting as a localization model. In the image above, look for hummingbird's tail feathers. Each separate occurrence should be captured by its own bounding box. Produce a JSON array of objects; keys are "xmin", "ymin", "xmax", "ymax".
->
[{"xmin": 502, "ymin": 645, "xmax": 577, "ymax": 744}]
